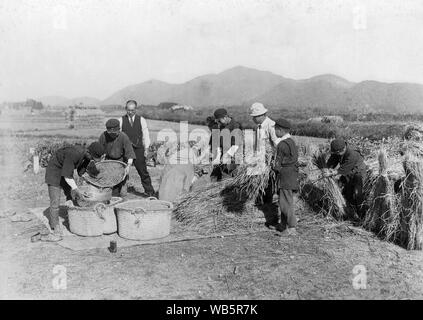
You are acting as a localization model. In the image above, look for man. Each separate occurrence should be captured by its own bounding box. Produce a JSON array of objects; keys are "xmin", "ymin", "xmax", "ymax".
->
[
  {"xmin": 209, "ymin": 108, "xmax": 243, "ymax": 181},
  {"xmin": 272, "ymin": 119, "xmax": 299, "ymax": 236},
  {"xmin": 99, "ymin": 118, "xmax": 136, "ymax": 197},
  {"xmin": 119, "ymin": 100, "xmax": 155, "ymax": 197},
  {"xmin": 249, "ymin": 102, "xmax": 281, "ymax": 205},
  {"xmin": 326, "ymin": 138, "xmax": 368, "ymax": 218},
  {"xmin": 44, "ymin": 142, "xmax": 105, "ymax": 241}
]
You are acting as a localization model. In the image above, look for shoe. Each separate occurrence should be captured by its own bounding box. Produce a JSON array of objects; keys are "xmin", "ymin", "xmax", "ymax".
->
[
  {"xmin": 280, "ymin": 227, "xmax": 297, "ymax": 237},
  {"xmin": 40, "ymin": 232, "xmax": 63, "ymax": 242}
]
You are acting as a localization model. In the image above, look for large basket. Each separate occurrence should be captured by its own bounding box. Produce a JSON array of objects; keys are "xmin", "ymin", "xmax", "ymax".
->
[
  {"xmin": 83, "ymin": 160, "xmax": 127, "ymax": 188},
  {"xmin": 115, "ymin": 197, "xmax": 173, "ymax": 240},
  {"xmin": 67, "ymin": 197, "xmax": 123, "ymax": 236},
  {"xmin": 76, "ymin": 183, "xmax": 113, "ymax": 207}
]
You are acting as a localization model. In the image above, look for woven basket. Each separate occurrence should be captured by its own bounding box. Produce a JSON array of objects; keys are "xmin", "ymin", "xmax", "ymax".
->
[
  {"xmin": 115, "ymin": 197, "xmax": 173, "ymax": 240},
  {"xmin": 67, "ymin": 197, "xmax": 123, "ymax": 236},
  {"xmin": 83, "ymin": 160, "xmax": 127, "ymax": 188},
  {"xmin": 76, "ymin": 183, "xmax": 113, "ymax": 207}
]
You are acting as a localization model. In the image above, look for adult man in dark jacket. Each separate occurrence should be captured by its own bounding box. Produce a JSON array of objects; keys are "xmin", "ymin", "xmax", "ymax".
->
[
  {"xmin": 272, "ymin": 119, "xmax": 299, "ymax": 236},
  {"xmin": 326, "ymin": 138, "xmax": 368, "ymax": 217},
  {"xmin": 209, "ymin": 108, "xmax": 243, "ymax": 181},
  {"xmin": 44, "ymin": 142, "xmax": 105, "ymax": 241},
  {"xmin": 99, "ymin": 118, "xmax": 136, "ymax": 196},
  {"xmin": 119, "ymin": 100, "xmax": 155, "ymax": 197}
]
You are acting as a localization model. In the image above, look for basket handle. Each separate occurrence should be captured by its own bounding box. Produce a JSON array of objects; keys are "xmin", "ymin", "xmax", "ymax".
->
[{"xmin": 94, "ymin": 203, "xmax": 107, "ymax": 220}]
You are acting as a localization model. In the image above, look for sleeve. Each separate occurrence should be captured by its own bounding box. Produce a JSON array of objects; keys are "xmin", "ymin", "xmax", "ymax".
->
[
  {"xmin": 123, "ymin": 134, "xmax": 136, "ymax": 160},
  {"xmin": 61, "ymin": 152, "xmax": 77, "ymax": 179},
  {"xmin": 99, "ymin": 133, "xmax": 105, "ymax": 147},
  {"xmin": 327, "ymin": 154, "xmax": 340, "ymax": 169},
  {"xmin": 140, "ymin": 117, "xmax": 150, "ymax": 149},
  {"xmin": 119, "ymin": 117, "xmax": 123, "ymax": 131},
  {"xmin": 273, "ymin": 142, "xmax": 284, "ymax": 172},
  {"xmin": 337, "ymin": 152, "xmax": 356, "ymax": 176},
  {"xmin": 268, "ymin": 122, "xmax": 281, "ymax": 147}
]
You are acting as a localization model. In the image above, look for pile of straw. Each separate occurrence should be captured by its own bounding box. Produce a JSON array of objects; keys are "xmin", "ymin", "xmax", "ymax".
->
[
  {"xmin": 397, "ymin": 155, "xmax": 423, "ymax": 250},
  {"xmin": 300, "ymin": 150, "xmax": 346, "ymax": 220},
  {"xmin": 173, "ymin": 179, "xmax": 261, "ymax": 235},
  {"xmin": 363, "ymin": 149, "xmax": 400, "ymax": 239}
]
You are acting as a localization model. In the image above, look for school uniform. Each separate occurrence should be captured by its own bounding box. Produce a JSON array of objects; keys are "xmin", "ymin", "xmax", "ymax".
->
[{"xmin": 273, "ymin": 134, "xmax": 299, "ymax": 228}]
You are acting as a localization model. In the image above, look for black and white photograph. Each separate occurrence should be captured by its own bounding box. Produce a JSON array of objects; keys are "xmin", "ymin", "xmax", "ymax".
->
[{"xmin": 1, "ymin": 0, "xmax": 423, "ymax": 303}]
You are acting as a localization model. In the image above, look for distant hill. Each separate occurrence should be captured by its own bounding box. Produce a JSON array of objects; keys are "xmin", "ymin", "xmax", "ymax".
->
[
  {"xmin": 39, "ymin": 96, "xmax": 100, "ymax": 107},
  {"xmin": 101, "ymin": 66, "xmax": 423, "ymax": 112}
]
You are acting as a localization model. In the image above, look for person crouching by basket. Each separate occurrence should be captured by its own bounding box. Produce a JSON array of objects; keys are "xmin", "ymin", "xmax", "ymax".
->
[
  {"xmin": 99, "ymin": 118, "xmax": 136, "ymax": 197},
  {"xmin": 43, "ymin": 142, "xmax": 105, "ymax": 242},
  {"xmin": 272, "ymin": 119, "xmax": 299, "ymax": 236},
  {"xmin": 326, "ymin": 138, "xmax": 368, "ymax": 219}
]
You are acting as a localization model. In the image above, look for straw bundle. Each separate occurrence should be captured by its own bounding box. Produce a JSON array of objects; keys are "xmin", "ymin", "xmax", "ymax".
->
[
  {"xmin": 363, "ymin": 149, "xmax": 400, "ymax": 237},
  {"xmin": 397, "ymin": 155, "xmax": 423, "ymax": 250},
  {"xmin": 300, "ymin": 150, "xmax": 346, "ymax": 219},
  {"xmin": 173, "ymin": 180, "xmax": 260, "ymax": 234}
]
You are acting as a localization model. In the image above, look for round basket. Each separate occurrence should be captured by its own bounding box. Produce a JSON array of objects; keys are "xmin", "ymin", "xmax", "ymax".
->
[
  {"xmin": 83, "ymin": 160, "xmax": 127, "ymax": 188},
  {"xmin": 67, "ymin": 197, "xmax": 123, "ymax": 236},
  {"xmin": 115, "ymin": 197, "xmax": 173, "ymax": 240},
  {"xmin": 76, "ymin": 183, "xmax": 113, "ymax": 207}
]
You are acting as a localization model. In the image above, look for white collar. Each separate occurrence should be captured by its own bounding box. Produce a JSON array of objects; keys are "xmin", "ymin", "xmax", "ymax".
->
[{"xmin": 279, "ymin": 133, "xmax": 291, "ymax": 141}]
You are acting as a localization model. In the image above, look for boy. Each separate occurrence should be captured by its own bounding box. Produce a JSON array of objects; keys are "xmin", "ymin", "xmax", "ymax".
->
[{"xmin": 272, "ymin": 118, "xmax": 299, "ymax": 236}]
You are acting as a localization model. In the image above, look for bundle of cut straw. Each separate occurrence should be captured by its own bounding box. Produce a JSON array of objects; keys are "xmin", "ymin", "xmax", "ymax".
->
[
  {"xmin": 397, "ymin": 155, "xmax": 423, "ymax": 250},
  {"xmin": 300, "ymin": 150, "xmax": 346, "ymax": 220},
  {"xmin": 363, "ymin": 149, "xmax": 400, "ymax": 238},
  {"xmin": 173, "ymin": 179, "xmax": 261, "ymax": 235}
]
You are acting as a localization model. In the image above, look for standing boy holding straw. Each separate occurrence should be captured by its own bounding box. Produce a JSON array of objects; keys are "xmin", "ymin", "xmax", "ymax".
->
[{"xmin": 272, "ymin": 118, "xmax": 299, "ymax": 236}]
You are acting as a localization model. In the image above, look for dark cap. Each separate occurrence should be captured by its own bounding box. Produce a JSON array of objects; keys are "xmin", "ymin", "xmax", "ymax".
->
[
  {"xmin": 275, "ymin": 118, "xmax": 291, "ymax": 130},
  {"xmin": 106, "ymin": 118, "xmax": 120, "ymax": 129},
  {"xmin": 214, "ymin": 108, "xmax": 228, "ymax": 119},
  {"xmin": 330, "ymin": 139, "xmax": 346, "ymax": 153},
  {"xmin": 87, "ymin": 142, "xmax": 105, "ymax": 158}
]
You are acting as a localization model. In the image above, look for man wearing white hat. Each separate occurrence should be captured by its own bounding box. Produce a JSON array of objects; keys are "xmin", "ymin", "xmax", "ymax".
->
[{"xmin": 249, "ymin": 102, "xmax": 282, "ymax": 222}]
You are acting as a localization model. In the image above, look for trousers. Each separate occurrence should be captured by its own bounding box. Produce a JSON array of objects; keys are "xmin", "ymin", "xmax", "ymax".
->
[
  {"xmin": 278, "ymin": 189, "xmax": 297, "ymax": 228},
  {"xmin": 47, "ymin": 179, "xmax": 72, "ymax": 230},
  {"xmin": 133, "ymin": 147, "xmax": 154, "ymax": 195}
]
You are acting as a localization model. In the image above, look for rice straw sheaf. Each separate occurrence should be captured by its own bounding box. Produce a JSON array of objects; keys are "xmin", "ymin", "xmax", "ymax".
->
[
  {"xmin": 300, "ymin": 150, "xmax": 346, "ymax": 220},
  {"xmin": 173, "ymin": 180, "xmax": 260, "ymax": 235},
  {"xmin": 397, "ymin": 155, "xmax": 423, "ymax": 250},
  {"xmin": 363, "ymin": 149, "xmax": 399, "ymax": 237}
]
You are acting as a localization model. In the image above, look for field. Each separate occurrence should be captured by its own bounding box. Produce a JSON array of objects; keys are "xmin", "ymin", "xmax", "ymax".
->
[{"xmin": 1, "ymin": 112, "xmax": 423, "ymax": 300}]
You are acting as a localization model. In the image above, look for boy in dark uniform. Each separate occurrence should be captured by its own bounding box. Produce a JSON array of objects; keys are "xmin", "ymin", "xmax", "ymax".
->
[
  {"xmin": 326, "ymin": 138, "xmax": 368, "ymax": 217},
  {"xmin": 209, "ymin": 108, "xmax": 243, "ymax": 181},
  {"xmin": 99, "ymin": 118, "xmax": 136, "ymax": 196},
  {"xmin": 272, "ymin": 119, "xmax": 299, "ymax": 236},
  {"xmin": 44, "ymin": 142, "xmax": 105, "ymax": 241}
]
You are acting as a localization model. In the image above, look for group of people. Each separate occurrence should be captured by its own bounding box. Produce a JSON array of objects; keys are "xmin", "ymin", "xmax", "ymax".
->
[{"xmin": 43, "ymin": 99, "xmax": 368, "ymax": 241}]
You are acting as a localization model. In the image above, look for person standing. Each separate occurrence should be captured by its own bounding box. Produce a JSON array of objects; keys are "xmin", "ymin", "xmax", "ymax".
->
[
  {"xmin": 272, "ymin": 119, "xmax": 299, "ymax": 236},
  {"xmin": 44, "ymin": 142, "xmax": 105, "ymax": 241},
  {"xmin": 249, "ymin": 102, "xmax": 281, "ymax": 206},
  {"xmin": 119, "ymin": 100, "xmax": 155, "ymax": 197},
  {"xmin": 326, "ymin": 138, "xmax": 368, "ymax": 218},
  {"xmin": 99, "ymin": 118, "xmax": 136, "ymax": 197},
  {"xmin": 209, "ymin": 108, "xmax": 243, "ymax": 181}
]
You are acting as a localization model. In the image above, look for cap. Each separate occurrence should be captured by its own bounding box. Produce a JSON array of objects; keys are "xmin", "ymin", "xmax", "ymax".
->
[
  {"xmin": 87, "ymin": 142, "xmax": 105, "ymax": 158},
  {"xmin": 249, "ymin": 102, "xmax": 268, "ymax": 117},
  {"xmin": 213, "ymin": 108, "xmax": 228, "ymax": 119},
  {"xmin": 330, "ymin": 139, "xmax": 346, "ymax": 153},
  {"xmin": 106, "ymin": 118, "xmax": 120, "ymax": 129},
  {"xmin": 275, "ymin": 118, "xmax": 291, "ymax": 130}
]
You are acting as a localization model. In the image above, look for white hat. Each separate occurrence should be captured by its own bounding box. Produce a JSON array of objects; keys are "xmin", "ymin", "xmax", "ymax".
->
[{"xmin": 249, "ymin": 102, "xmax": 268, "ymax": 117}]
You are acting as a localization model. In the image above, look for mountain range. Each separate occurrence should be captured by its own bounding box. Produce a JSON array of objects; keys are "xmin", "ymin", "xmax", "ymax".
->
[{"xmin": 41, "ymin": 66, "xmax": 423, "ymax": 113}]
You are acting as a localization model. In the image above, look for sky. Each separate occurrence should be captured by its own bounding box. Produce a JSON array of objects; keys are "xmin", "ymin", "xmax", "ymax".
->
[{"xmin": 1, "ymin": 0, "xmax": 423, "ymax": 101}]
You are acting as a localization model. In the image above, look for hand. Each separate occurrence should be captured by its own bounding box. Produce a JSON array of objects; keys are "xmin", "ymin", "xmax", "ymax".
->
[
  {"xmin": 73, "ymin": 188, "xmax": 89, "ymax": 200},
  {"xmin": 222, "ymin": 152, "xmax": 231, "ymax": 164},
  {"xmin": 124, "ymin": 164, "xmax": 131, "ymax": 177}
]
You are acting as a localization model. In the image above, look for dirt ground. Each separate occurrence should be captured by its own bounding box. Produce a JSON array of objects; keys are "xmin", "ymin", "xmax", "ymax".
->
[{"xmin": 1, "ymin": 117, "xmax": 423, "ymax": 300}]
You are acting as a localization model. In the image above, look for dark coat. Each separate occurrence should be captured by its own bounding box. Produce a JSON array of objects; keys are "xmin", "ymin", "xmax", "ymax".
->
[
  {"xmin": 273, "ymin": 138, "xmax": 299, "ymax": 191},
  {"xmin": 327, "ymin": 146, "xmax": 367, "ymax": 179},
  {"xmin": 99, "ymin": 131, "xmax": 136, "ymax": 162},
  {"xmin": 45, "ymin": 145, "xmax": 88, "ymax": 187},
  {"xmin": 209, "ymin": 117, "xmax": 242, "ymax": 158}
]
